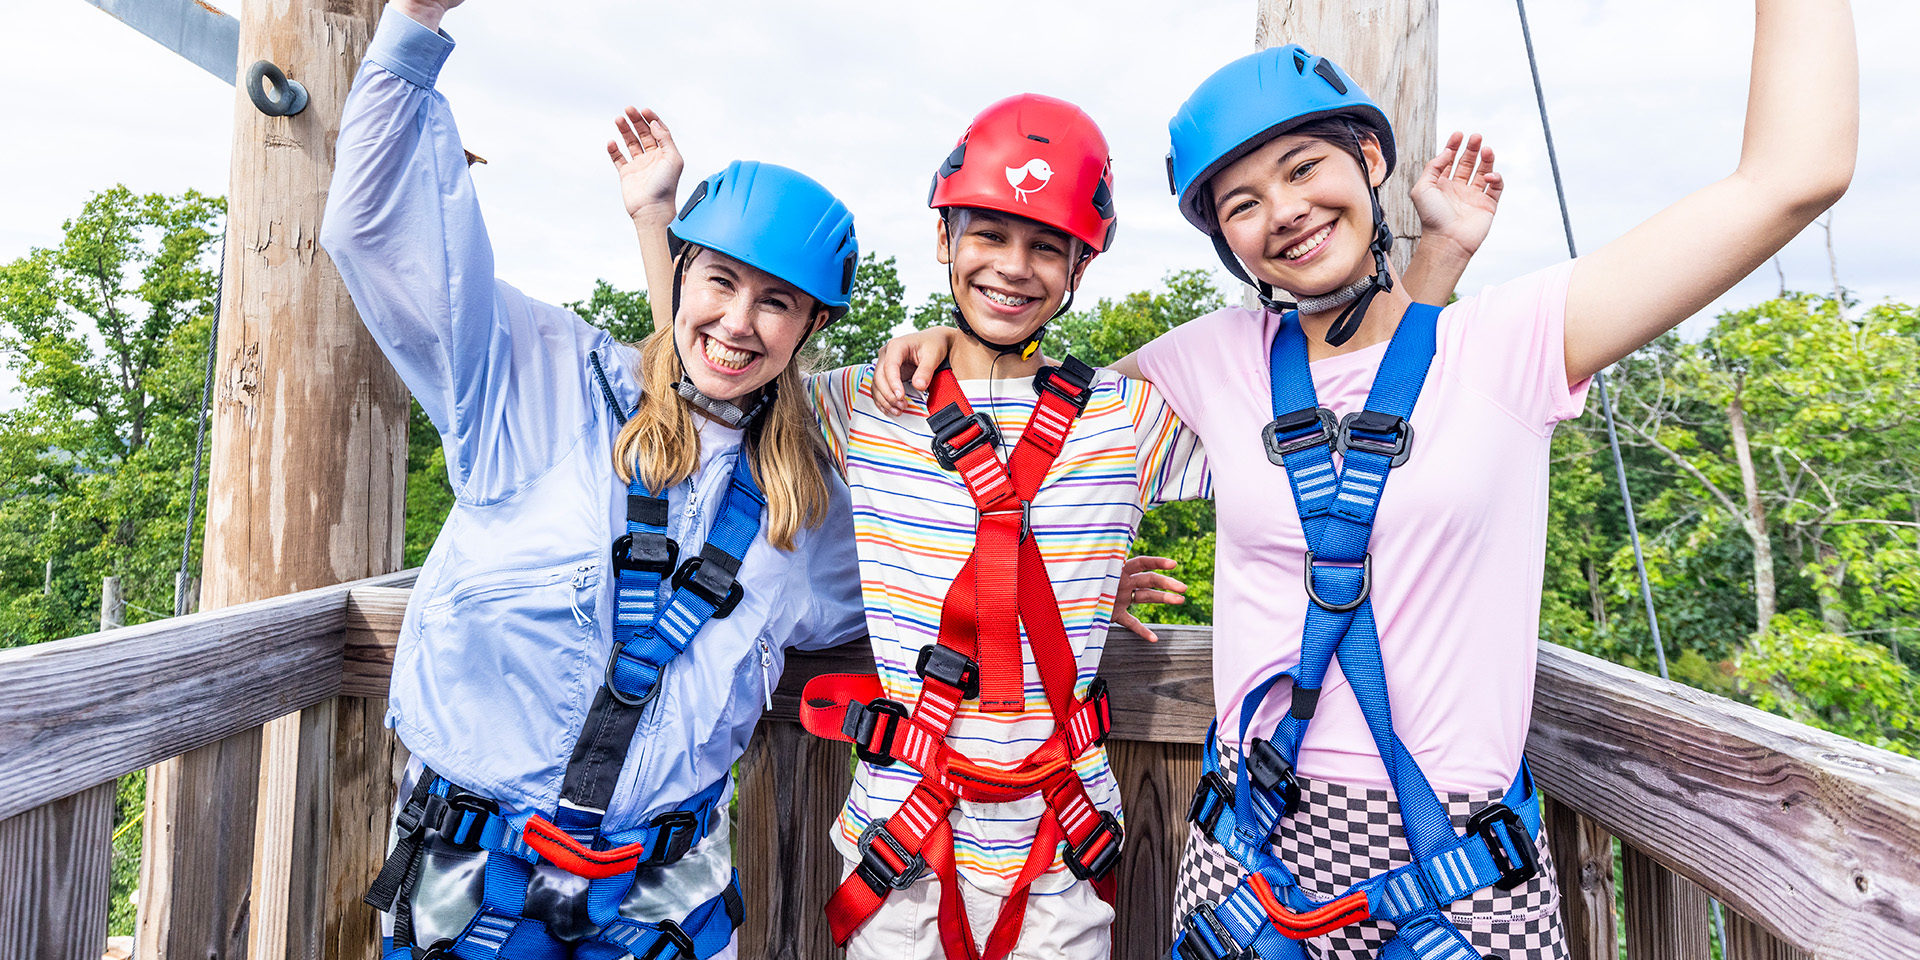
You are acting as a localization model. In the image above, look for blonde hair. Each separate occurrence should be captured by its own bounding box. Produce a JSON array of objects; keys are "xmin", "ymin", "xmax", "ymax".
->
[{"xmin": 611, "ymin": 251, "xmax": 831, "ymax": 552}]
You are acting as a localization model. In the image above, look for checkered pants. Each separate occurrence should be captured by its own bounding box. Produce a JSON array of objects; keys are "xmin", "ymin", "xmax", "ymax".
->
[{"xmin": 1171, "ymin": 746, "xmax": 1567, "ymax": 960}]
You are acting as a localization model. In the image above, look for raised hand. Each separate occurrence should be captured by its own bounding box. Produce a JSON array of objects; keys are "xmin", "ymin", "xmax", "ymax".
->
[
  {"xmin": 1410, "ymin": 131, "xmax": 1503, "ymax": 260},
  {"xmin": 1111, "ymin": 555, "xmax": 1188, "ymax": 644},
  {"xmin": 389, "ymin": 0, "xmax": 463, "ymax": 32},
  {"xmin": 607, "ymin": 106, "xmax": 683, "ymax": 224}
]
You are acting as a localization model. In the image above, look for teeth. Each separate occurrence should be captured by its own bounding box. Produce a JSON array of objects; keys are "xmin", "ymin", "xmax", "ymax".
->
[
  {"xmin": 980, "ymin": 287, "xmax": 1035, "ymax": 307},
  {"xmin": 1283, "ymin": 224, "xmax": 1333, "ymax": 260},
  {"xmin": 703, "ymin": 336, "xmax": 753, "ymax": 371}
]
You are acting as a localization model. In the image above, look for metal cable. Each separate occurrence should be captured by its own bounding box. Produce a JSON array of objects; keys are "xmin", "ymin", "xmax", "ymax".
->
[
  {"xmin": 175, "ymin": 228, "xmax": 226, "ymax": 617},
  {"xmin": 1514, "ymin": 0, "xmax": 1669, "ymax": 680}
]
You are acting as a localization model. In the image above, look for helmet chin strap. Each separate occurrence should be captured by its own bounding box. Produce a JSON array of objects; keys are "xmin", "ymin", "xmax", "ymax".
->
[
  {"xmin": 1210, "ymin": 186, "xmax": 1394, "ymax": 347},
  {"xmin": 668, "ymin": 255, "xmax": 776, "ymax": 431},
  {"xmin": 946, "ymin": 261, "xmax": 1078, "ymax": 362}
]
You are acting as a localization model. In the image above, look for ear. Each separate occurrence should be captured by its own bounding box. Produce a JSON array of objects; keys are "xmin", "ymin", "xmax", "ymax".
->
[
  {"xmin": 1068, "ymin": 251, "xmax": 1093, "ymax": 292},
  {"xmin": 809, "ymin": 308, "xmax": 833, "ymax": 338},
  {"xmin": 935, "ymin": 217, "xmax": 954, "ymax": 266},
  {"xmin": 1359, "ymin": 134, "xmax": 1390, "ymax": 189}
]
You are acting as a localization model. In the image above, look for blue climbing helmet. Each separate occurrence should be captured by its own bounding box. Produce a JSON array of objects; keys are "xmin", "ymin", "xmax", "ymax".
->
[
  {"xmin": 1166, "ymin": 45, "xmax": 1397, "ymax": 345},
  {"xmin": 669, "ymin": 160, "xmax": 859, "ymax": 321}
]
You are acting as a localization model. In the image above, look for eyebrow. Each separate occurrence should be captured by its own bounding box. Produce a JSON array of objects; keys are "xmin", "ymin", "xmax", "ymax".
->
[{"xmin": 970, "ymin": 211, "xmax": 1071, "ymax": 246}]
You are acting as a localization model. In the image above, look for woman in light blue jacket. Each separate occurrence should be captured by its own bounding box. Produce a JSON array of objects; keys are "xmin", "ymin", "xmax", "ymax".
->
[{"xmin": 320, "ymin": 2, "xmax": 868, "ymax": 957}]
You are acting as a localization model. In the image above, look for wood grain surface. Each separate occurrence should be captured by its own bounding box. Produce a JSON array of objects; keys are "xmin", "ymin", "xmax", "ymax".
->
[
  {"xmin": 0, "ymin": 781, "xmax": 113, "ymax": 960},
  {"xmin": 1528, "ymin": 642, "xmax": 1920, "ymax": 956},
  {"xmin": 1542, "ymin": 795, "xmax": 1618, "ymax": 960},
  {"xmin": 737, "ymin": 721, "xmax": 853, "ymax": 960}
]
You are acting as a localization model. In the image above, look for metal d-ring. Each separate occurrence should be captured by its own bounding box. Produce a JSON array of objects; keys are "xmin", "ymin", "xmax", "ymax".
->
[{"xmin": 1303, "ymin": 551, "xmax": 1371, "ymax": 613}]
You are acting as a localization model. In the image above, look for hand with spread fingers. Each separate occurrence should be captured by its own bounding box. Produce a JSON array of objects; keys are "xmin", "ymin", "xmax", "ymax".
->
[
  {"xmin": 608, "ymin": 106, "xmax": 684, "ymax": 225},
  {"xmin": 388, "ymin": 0, "xmax": 463, "ymax": 31},
  {"xmin": 1410, "ymin": 131, "xmax": 1504, "ymax": 263},
  {"xmin": 1112, "ymin": 554, "xmax": 1188, "ymax": 644}
]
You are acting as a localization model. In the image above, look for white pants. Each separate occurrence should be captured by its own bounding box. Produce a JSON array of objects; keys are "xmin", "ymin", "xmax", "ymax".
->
[{"xmin": 841, "ymin": 860, "xmax": 1112, "ymax": 960}]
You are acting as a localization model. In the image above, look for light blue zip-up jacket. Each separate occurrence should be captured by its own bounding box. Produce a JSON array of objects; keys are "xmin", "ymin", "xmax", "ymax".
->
[{"xmin": 321, "ymin": 9, "xmax": 865, "ymax": 841}]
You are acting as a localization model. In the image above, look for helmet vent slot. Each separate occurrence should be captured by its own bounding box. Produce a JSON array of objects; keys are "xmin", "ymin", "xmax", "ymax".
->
[
  {"xmin": 1293, "ymin": 51, "xmax": 1308, "ymax": 73},
  {"xmin": 1026, "ymin": 134, "xmax": 1051, "ymax": 143},
  {"xmin": 939, "ymin": 143, "xmax": 968, "ymax": 178},
  {"xmin": 1313, "ymin": 58, "xmax": 1348, "ymax": 95},
  {"xmin": 676, "ymin": 180, "xmax": 710, "ymax": 222}
]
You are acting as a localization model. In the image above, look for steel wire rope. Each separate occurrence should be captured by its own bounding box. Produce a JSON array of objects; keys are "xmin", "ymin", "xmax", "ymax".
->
[
  {"xmin": 1512, "ymin": 0, "xmax": 1669, "ymax": 681},
  {"xmin": 1513, "ymin": 0, "xmax": 1731, "ymax": 949},
  {"xmin": 174, "ymin": 228, "xmax": 226, "ymax": 617}
]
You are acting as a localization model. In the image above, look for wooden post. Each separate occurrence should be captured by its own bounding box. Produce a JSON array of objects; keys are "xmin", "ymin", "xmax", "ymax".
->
[
  {"xmin": 736, "ymin": 721, "xmax": 853, "ymax": 960},
  {"xmin": 1542, "ymin": 796, "xmax": 1619, "ymax": 960},
  {"xmin": 0, "ymin": 578, "xmax": 123, "ymax": 959},
  {"xmin": 136, "ymin": 1, "xmax": 406, "ymax": 959},
  {"xmin": 1622, "ymin": 843, "xmax": 1712, "ymax": 960},
  {"xmin": 101, "ymin": 575, "xmax": 124, "ymax": 630},
  {"xmin": 1254, "ymin": 0, "xmax": 1437, "ymax": 275}
]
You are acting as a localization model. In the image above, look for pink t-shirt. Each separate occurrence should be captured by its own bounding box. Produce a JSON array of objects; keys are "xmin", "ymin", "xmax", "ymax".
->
[{"xmin": 1134, "ymin": 262, "xmax": 1589, "ymax": 793}]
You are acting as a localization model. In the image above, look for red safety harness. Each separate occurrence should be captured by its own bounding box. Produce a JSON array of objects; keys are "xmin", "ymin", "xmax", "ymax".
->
[{"xmin": 800, "ymin": 358, "xmax": 1121, "ymax": 959}]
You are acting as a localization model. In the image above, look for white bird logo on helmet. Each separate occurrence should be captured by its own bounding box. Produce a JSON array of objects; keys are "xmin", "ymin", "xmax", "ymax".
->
[{"xmin": 1004, "ymin": 159, "xmax": 1054, "ymax": 202}]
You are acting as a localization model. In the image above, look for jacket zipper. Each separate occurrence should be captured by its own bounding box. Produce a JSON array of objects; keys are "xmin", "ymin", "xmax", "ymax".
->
[
  {"xmin": 758, "ymin": 637, "xmax": 774, "ymax": 711},
  {"xmin": 569, "ymin": 562, "xmax": 597, "ymax": 626}
]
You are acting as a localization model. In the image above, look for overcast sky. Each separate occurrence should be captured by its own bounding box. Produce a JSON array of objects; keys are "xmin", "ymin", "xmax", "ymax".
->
[{"xmin": 2, "ymin": 0, "xmax": 1914, "ymax": 378}]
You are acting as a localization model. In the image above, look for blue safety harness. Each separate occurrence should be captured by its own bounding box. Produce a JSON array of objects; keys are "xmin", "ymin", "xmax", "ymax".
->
[
  {"xmin": 1172, "ymin": 304, "xmax": 1542, "ymax": 960},
  {"xmin": 371, "ymin": 366, "xmax": 763, "ymax": 960}
]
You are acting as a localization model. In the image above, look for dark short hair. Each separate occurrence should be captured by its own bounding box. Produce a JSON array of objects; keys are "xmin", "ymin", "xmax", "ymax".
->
[{"xmin": 1198, "ymin": 117, "xmax": 1380, "ymax": 228}]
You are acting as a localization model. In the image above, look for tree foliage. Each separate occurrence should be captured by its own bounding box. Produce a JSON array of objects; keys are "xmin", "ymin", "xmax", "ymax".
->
[{"xmin": 0, "ymin": 186, "xmax": 224, "ymax": 645}]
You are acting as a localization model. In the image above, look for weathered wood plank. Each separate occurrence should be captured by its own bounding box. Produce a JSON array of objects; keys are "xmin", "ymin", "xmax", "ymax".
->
[
  {"xmin": 341, "ymin": 586, "xmax": 409, "ymax": 698},
  {"xmin": 1542, "ymin": 795, "xmax": 1618, "ymax": 960},
  {"xmin": 1108, "ymin": 740, "xmax": 1202, "ymax": 960},
  {"xmin": 1722, "ymin": 908, "xmax": 1813, "ymax": 960},
  {"xmin": 137, "ymin": 731, "xmax": 263, "ymax": 960},
  {"xmin": 1623, "ymin": 843, "xmax": 1711, "ymax": 960},
  {"xmin": 0, "ymin": 571, "xmax": 406, "ymax": 822},
  {"xmin": 0, "ymin": 782, "xmax": 115, "ymax": 960},
  {"xmin": 1527, "ymin": 642, "xmax": 1920, "ymax": 956},
  {"xmin": 737, "ymin": 720, "xmax": 851, "ymax": 960}
]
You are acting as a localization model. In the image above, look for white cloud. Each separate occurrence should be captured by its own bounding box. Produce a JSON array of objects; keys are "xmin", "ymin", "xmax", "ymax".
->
[{"xmin": 1, "ymin": 0, "xmax": 1912, "ymax": 356}]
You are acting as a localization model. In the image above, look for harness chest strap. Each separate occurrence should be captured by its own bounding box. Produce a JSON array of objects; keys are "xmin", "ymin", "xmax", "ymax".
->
[{"xmin": 800, "ymin": 359, "xmax": 1122, "ymax": 958}]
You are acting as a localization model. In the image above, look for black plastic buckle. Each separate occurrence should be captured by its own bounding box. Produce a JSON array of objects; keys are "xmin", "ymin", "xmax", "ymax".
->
[
  {"xmin": 1174, "ymin": 902, "xmax": 1246, "ymax": 960},
  {"xmin": 635, "ymin": 918, "xmax": 698, "ymax": 960},
  {"xmin": 929, "ymin": 404, "xmax": 999, "ymax": 470},
  {"xmin": 1465, "ymin": 803, "xmax": 1540, "ymax": 891},
  {"xmin": 644, "ymin": 809, "xmax": 702, "ymax": 866},
  {"xmin": 1085, "ymin": 677, "xmax": 1112, "ymax": 747},
  {"xmin": 672, "ymin": 556, "xmax": 744, "ymax": 618},
  {"xmin": 435, "ymin": 790, "xmax": 498, "ymax": 852},
  {"xmin": 1338, "ymin": 410, "xmax": 1414, "ymax": 467},
  {"xmin": 854, "ymin": 817, "xmax": 928, "ymax": 895},
  {"xmin": 841, "ymin": 698, "xmax": 910, "ymax": 766},
  {"xmin": 1262, "ymin": 406, "xmax": 1338, "ymax": 465},
  {"xmin": 915, "ymin": 644, "xmax": 981, "ymax": 700},
  {"xmin": 415, "ymin": 938, "xmax": 458, "ymax": 960},
  {"xmin": 1303, "ymin": 550, "xmax": 1372, "ymax": 613},
  {"xmin": 1034, "ymin": 357, "xmax": 1096, "ymax": 414},
  {"xmin": 612, "ymin": 531, "xmax": 679, "ymax": 575},
  {"xmin": 393, "ymin": 793, "xmax": 430, "ymax": 839},
  {"xmin": 1246, "ymin": 738, "xmax": 1302, "ymax": 818},
  {"xmin": 1186, "ymin": 771, "xmax": 1232, "ymax": 836},
  {"xmin": 1065, "ymin": 811, "xmax": 1124, "ymax": 880}
]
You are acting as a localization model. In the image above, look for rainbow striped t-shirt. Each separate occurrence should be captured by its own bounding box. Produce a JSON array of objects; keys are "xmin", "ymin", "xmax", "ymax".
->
[{"xmin": 806, "ymin": 362, "xmax": 1210, "ymax": 896}]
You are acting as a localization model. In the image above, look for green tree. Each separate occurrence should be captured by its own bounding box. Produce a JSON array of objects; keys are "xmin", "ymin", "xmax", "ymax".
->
[
  {"xmin": 0, "ymin": 186, "xmax": 224, "ymax": 645},
  {"xmin": 806, "ymin": 253, "xmax": 906, "ymax": 371}
]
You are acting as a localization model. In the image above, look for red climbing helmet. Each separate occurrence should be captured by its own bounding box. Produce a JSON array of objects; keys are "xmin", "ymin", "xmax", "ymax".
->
[{"xmin": 928, "ymin": 94, "xmax": 1118, "ymax": 253}]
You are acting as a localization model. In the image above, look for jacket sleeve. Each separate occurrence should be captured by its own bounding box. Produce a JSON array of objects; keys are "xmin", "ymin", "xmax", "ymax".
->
[{"xmin": 320, "ymin": 9, "xmax": 622, "ymax": 503}]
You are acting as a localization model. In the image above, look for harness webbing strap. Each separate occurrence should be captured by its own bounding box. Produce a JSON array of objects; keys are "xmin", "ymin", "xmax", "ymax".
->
[
  {"xmin": 802, "ymin": 359, "xmax": 1118, "ymax": 959},
  {"xmin": 1173, "ymin": 304, "xmax": 1543, "ymax": 960}
]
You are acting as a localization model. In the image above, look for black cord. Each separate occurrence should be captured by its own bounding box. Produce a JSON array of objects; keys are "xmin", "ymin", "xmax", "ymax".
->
[{"xmin": 1515, "ymin": 0, "xmax": 1668, "ymax": 680}]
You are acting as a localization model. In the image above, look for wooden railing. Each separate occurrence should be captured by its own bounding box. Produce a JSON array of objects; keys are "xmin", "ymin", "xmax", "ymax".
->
[{"xmin": 3, "ymin": 576, "xmax": 1917, "ymax": 959}]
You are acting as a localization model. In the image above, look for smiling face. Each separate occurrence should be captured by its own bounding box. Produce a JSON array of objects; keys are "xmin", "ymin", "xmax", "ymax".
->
[
  {"xmin": 1209, "ymin": 131, "xmax": 1388, "ymax": 298},
  {"xmin": 937, "ymin": 209, "xmax": 1089, "ymax": 346},
  {"xmin": 673, "ymin": 248, "xmax": 827, "ymax": 403}
]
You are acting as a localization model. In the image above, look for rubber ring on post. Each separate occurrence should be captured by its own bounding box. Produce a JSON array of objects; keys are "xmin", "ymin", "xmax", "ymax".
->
[{"xmin": 245, "ymin": 60, "xmax": 309, "ymax": 117}]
